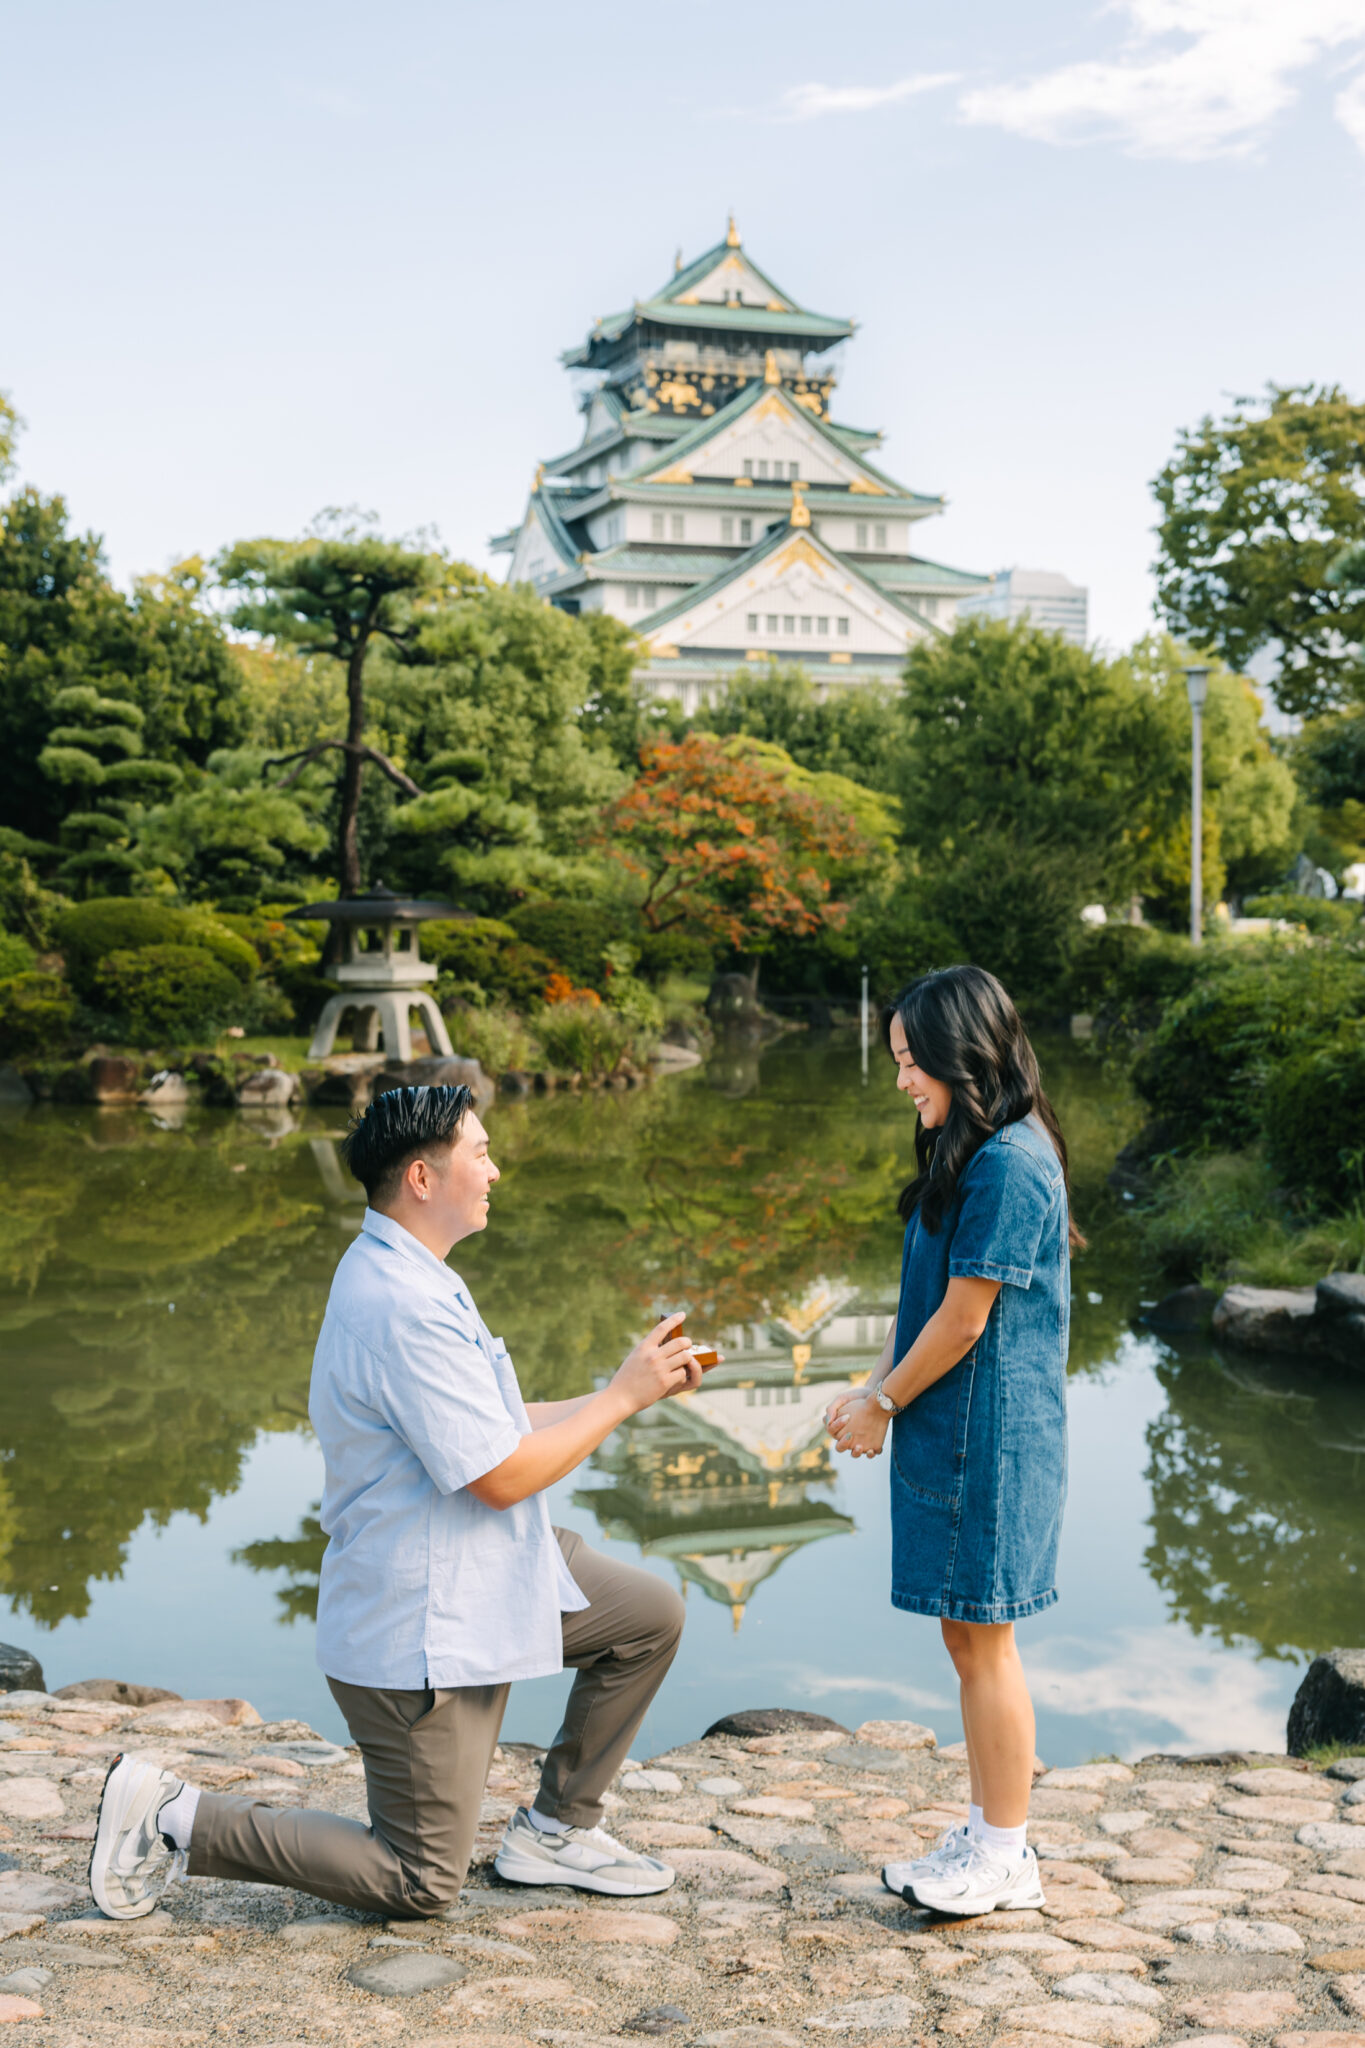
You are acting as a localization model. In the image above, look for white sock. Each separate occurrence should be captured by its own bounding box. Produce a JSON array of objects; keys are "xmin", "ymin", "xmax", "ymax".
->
[
  {"xmin": 968, "ymin": 1803, "xmax": 984, "ymax": 1839},
  {"xmin": 156, "ymin": 1781, "xmax": 200, "ymax": 1851},
  {"xmin": 980, "ymin": 1817, "xmax": 1028, "ymax": 1858},
  {"xmin": 528, "ymin": 1806, "xmax": 568, "ymax": 1835}
]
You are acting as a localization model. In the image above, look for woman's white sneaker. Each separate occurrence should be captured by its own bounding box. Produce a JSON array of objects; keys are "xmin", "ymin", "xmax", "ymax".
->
[
  {"xmin": 909, "ymin": 1839, "xmax": 1045, "ymax": 1915},
  {"xmin": 88, "ymin": 1754, "xmax": 190, "ymax": 1919},
  {"xmin": 495, "ymin": 1807, "xmax": 675, "ymax": 1896},
  {"xmin": 882, "ymin": 1823, "xmax": 973, "ymax": 1897}
]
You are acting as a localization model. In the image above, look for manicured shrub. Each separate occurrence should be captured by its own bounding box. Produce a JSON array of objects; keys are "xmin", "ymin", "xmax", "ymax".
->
[
  {"xmin": 1065, "ymin": 924, "xmax": 1201, "ymax": 1016},
  {"xmin": 506, "ymin": 902, "xmax": 619, "ymax": 992},
  {"xmin": 424, "ymin": 917, "xmax": 557, "ymax": 1007},
  {"xmin": 0, "ymin": 930, "xmax": 37, "ymax": 979},
  {"xmin": 1134, "ymin": 941, "xmax": 1365, "ymax": 1149},
  {"xmin": 0, "ymin": 972, "xmax": 77, "ymax": 1057},
  {"xmin": 57, "ymin": 898, "xmax": 258, "ymax": 996},
  {"xmin": 93, "ymin": 945, "xmax": 245, "ymax": 1044},
  {"xmin": 1243, "ymin": 892, "xmax": 1364, "ymax": 938},
  {"xmin": 1264, "ymin": 1028, "xmax": 1365, "ymax": 1210}
]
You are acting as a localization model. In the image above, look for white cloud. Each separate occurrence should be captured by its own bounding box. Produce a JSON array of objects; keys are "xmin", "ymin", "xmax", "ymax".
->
[
  {"xmin": 1025, "ymin": 1626, "xmax": 1291, "ymax": 1756},
  {"xmin": 778, "ymin": 73, "xmax": 960, "ymax": 121},
  {"xmin": 959, "ymin": 0, "xmax": 1365, "ymax": 160},
  {"xmin": 1335, "ymin": 64, "xmax": 1365, "ymax": 146}
]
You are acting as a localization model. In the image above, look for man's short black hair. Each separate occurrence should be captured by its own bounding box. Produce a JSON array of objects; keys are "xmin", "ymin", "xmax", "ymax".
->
[{"xmin": 340, "ymin": 1084, "xmax": 475, "ymax": 1203}]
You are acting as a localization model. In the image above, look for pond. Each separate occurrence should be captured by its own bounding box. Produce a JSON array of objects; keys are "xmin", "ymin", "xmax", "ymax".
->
[{"xmin": 3, "ymin": 1033, "xmax": 1363, "ymax": 1765}]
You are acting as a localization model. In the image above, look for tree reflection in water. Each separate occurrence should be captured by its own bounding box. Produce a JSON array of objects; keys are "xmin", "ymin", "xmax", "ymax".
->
[{"xmin": 1144, "ymin": 1342, "xmax": 1365, "ymax": 1660}]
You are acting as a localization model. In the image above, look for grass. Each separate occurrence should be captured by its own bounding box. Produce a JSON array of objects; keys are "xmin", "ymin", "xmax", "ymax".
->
[
  {"xmin": 1132, "ymin": 1146, "xmax": 1365, "ymax": 1288},
  {"xmin": 1297, "ymin": 1741, "xmax": 1365, "ymax": 1768}
]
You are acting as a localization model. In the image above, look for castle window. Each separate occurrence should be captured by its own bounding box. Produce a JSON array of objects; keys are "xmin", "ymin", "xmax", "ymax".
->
[
  {"xmin": 789, "ymin": 461, "xmax": 800, "ymax": 480},
  {"xmin": 817, "ymin": 616, "xmax": 830, "ymax": 635},
  {"xmin": 746, "ymin": 613, "xmax": 758, "ymax": 632},
  {"xmin": 721, "ymin": 516, "xmax": 734, "ymax": 543},
  {"xmin": 766, "ymin": 614, "xmax": 778, "ymax": 632},
  {"xmin": 856, "ymin": 522, "xmax": 868, "ymax": 548},
  {"xmin": 651, "ymin": 513, "xmax": 665, "ymax": 540},
  {"xmin": 740, "ymin": 517, "xmax": 753, "ymax": 543},
  {"xmin": 757, "ymin": 459, "xmax": 769, "ymax": 480},
  {"xmin": 783, "ymin": 615, "xmax": 795, "ymax": 634},
  {"xmin": 625, "ymin": 586, "xmax": 639, "ymax": 609},
  {"xmin": 875, "ymin": 523, "xmax": 888, "ymax": 549},
  {"xmin": 923, "ymin": 596, "xmax": 939, "ymax": 619},
  {"xmin": 671, "ymin": 514, "xmax": 684, "ymax": 541},
  {"xmin": 743, "ymin": 459, "xmax": 754, "ymax": 478},
  {"xmin": 800, "ymin": 616, "xmax": 812, "ymax": 634},
  {"xmin": 837, "ymin": 616, "xmax": 850, "ymax": 636},
  {"xmin": 641, "ymin": 585, "xmax": 657, "ymax": 609}
]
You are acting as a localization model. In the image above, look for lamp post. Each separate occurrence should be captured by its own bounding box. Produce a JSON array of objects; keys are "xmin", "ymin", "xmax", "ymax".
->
[{"xmin": 1183, "ymin": 664, "xmax": 1210, "ymax": 947}]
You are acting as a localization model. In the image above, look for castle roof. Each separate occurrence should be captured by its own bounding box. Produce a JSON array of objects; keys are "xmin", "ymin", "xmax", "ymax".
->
[{"xmin": 562, "ymin": 221, "xmax": 854, "ymax": 370}]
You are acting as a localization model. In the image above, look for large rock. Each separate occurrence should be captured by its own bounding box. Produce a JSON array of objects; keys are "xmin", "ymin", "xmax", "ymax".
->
[
  {"xmin": 1317, "ymin": 1275, "xmax": 1365, "ymax": 1371},
  {"xmin": 376, "ymin": 1057, "xmax": 495, "ymax": 1111},
  {"xmin": 0, "ymin": 1646, "xmax": 44, "ymax": 1695},
  {"xmin": 235, "ymin": 1067, "xmax": 298, "ymax": 1108},
  {"xmin": 703, "ymin": 1708, "xmax": 848, "ymax": 1739},
  {"xmin": 87, "ymin": 1054, "xmax": 141, "ymax": 1103},
  {"xmin": 1143, "ymin": 1285, "xmax": 1218, "ymax": 1333},
  {"xmin": 53, "ymin": 1679, "xmax": 180, "ymax": 1707},
  {"xmin": 140, "ymin": 1070, "xmax": 191, "ymax": 1108},
  {"xmin": 1213, "ymin": 1285, "xmax": 1318, "ymax": 1352},
  {"xmin": 1289, "ymin": 1651, "xmax": 1365, "ymax": 1756},
  {"xmin": 0, "ymin": 1066, "xmax": 34, "ymax": 1107}
]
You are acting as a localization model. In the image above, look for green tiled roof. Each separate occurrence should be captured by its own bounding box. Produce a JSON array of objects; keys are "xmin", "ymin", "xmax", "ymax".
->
[
  {"xmin": 863, "ymin": 555, "xmax": 992, "ymax": 593},
  {"xmin": 627, "ymin": 379, "xmax": 930, "ymax": 505},
  {"xmin": 634, "ymin": 517, "xmax": 940, "ymax": 638}
]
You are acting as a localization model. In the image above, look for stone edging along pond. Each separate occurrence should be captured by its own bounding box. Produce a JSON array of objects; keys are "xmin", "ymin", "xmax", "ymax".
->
[
  {"xmin": 2, "ymin": 1674, "xmax": 1365, "ymax": 2038},
  {"xmin": 0, "ymin": 1041, "xmax": 704, "ymax": 1114}
]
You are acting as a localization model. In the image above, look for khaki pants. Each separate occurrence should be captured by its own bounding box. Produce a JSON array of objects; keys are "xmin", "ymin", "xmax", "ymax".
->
[{"xmin": 189, "ymin": 1528, "xmax": 684, "ymax": 1918}]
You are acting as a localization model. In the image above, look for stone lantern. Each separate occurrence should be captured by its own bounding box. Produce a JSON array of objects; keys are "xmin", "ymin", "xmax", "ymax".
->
[{"xmin": 287, "ymin": 885, "xmax": 471, "ymax": 1062}]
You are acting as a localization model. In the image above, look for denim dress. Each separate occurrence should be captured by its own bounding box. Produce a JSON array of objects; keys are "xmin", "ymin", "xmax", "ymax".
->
[{"xmin": 888, "ymin": 1114, "xmax": 1069, "ymax": 1624}]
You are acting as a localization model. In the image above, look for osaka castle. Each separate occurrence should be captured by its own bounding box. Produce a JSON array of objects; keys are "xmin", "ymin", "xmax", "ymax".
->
[{"xmin": 491, "ymin": 219, "xmax": 991, "ymax": 711}]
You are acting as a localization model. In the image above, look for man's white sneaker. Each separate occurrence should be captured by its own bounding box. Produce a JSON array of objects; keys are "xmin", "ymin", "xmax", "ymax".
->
[
  {"xmin": 909, "ymin": 1839, "xmax": 1045, "ymax": 1916},
  {"xmin": 494, "ymin": 1806, "xmax": 675, "ymax": 1896},
  {"xmin": 89, "ymin": 1754, "xmax": 190, "ymax": 1919},
  {"xmin": 882, "ymin": 1822, "xmax": 973, "ymax": 1897}
]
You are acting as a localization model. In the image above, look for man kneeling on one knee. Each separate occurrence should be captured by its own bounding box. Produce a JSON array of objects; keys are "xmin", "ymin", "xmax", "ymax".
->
[{"xmin": 90, "ymin": 1083, "xmax": 704, "ymax": 1920}]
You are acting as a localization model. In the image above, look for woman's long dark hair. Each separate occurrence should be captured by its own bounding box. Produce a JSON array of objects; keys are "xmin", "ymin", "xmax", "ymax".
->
[{"xmin": 881, "ymin": 964, "xmax": 1084, "ymax": 1248}]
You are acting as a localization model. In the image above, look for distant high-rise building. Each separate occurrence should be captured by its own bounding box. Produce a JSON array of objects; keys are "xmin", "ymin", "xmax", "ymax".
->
[{"xmin": 958, "ymin": 567, "xmax": 1089, "ymax": 646}]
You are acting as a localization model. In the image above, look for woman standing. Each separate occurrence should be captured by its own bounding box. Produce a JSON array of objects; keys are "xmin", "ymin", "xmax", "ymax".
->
[{"xmin": 826, "ymin": 965, "xmax": 1077, "ymax": 1916}]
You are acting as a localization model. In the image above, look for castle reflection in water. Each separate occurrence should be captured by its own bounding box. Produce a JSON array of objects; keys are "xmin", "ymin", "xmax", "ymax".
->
[{"xmin": 575, "ymin": 1278, "xmax": 896, "ymax": 1628}]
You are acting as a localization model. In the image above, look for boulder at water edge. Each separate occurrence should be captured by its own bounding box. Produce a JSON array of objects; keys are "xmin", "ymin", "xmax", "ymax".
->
[
  {"xmin": 1213, "ymin": 1286, "xmax": 1318, "ymax": 1352},
  {"xmin": 1288, "ymin": 1648, "xmax": 1365, "ymax": 1754},
  {"xmin": 0, "ymin": 1645, "xmax": 45, "ymax": 1693},
  {"xmin": 703, "ymin": 1708, "xmax": 849, "ymax": 1738},
  {"xmin": 53, "ymin": 1679, "xmax": 182, "ymax": 1706},
  {"xmin": 1316, "ymin": 1274, "xmax": 1365, "ymax": 1371}
]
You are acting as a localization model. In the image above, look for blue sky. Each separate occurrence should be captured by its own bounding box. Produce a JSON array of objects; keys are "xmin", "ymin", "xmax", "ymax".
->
[{"xmin": 5, "ymin": 0, "xmax": 1365, "ymax": 649}]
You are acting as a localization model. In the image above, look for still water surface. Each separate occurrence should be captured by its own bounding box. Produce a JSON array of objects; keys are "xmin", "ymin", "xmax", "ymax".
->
[{"xmin": 3, "ymin": 1037, "xmax": 1362, "ymax": 1763}]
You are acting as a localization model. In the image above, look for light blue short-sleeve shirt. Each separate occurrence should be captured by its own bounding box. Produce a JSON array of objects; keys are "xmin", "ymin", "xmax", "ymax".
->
[{"xmin": 310, "ymin": 1208, "xmax": 588, "ymax": 1690}]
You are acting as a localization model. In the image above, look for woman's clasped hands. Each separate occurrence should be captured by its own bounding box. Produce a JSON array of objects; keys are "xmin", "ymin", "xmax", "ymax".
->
[{"xmin": 824, "ymin": 1387, "xmax": 891, "ymax": 1459}]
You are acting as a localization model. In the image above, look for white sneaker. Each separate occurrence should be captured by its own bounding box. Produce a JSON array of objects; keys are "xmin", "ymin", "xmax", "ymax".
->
[
  {"xmin": 910, "ymin": 1839, "xmax": 1045, "ymax": 1916},
  {"xmin": 494, "ymin": 1806, "xmax": 675, "ymax": 1896},
  {"xmin": 882, "ymin": 1822, "xmax": 974, "ymax": 1897},
  {"xmin": 89, "ymin": 1754, "xmax": 189, "ymax": 1919}
]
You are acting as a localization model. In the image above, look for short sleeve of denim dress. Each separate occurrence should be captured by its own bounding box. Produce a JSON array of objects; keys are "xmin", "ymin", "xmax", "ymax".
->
[{"xmin": 888, "ymin": 1114, "xmax": 1070, "ymax": 1624}]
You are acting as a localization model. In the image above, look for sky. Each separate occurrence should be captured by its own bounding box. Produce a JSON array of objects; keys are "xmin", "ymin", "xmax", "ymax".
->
[{"xmin": 4, "ymin": 0, "xmax": 1365, "ymax": 652}]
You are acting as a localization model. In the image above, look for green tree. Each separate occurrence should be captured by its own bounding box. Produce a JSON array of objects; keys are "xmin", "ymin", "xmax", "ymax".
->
[
  {"xmin": 374, "ymin": 579, "xmax": 625, "ymax": 907},
  {"xmin": 0, "ymin": 390, "xmax": 21, "ymax": 482},
  {"xmin": 695, "ymin": 662, "xmax": 904, "ymax": 791},
  {"xmin": 37, "ymin": 684, "xmax": 181, "ymax": 894},
  {"xmin": 0, "ymin": 491, "xmax": 245, "ymax": 848},
  {"xmin": 1123, "ymin": 636, "xmax": 1299, "ymax": 918},
  {"xmin": 133, "ymin": 748, "xmax": 329, "ymax": 907},
  {"xmin": 1153, "ymin": 384, "xmax": 1365, "ymax": 717},
  {"xmin": 217, "ymin": 512, "xmax": 451, "ymax": 896}
]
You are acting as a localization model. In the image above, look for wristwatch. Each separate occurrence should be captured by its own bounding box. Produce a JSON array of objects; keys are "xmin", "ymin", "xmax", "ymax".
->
[{"xmin": 872, "ymin": 1386, "xmax": 905, "ymax": 1415}]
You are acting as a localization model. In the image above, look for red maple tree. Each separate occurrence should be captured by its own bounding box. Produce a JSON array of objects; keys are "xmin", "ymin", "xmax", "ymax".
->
[{"xmin": 600, "ymin": 733, "xmax": 875, "ymax": 952}]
